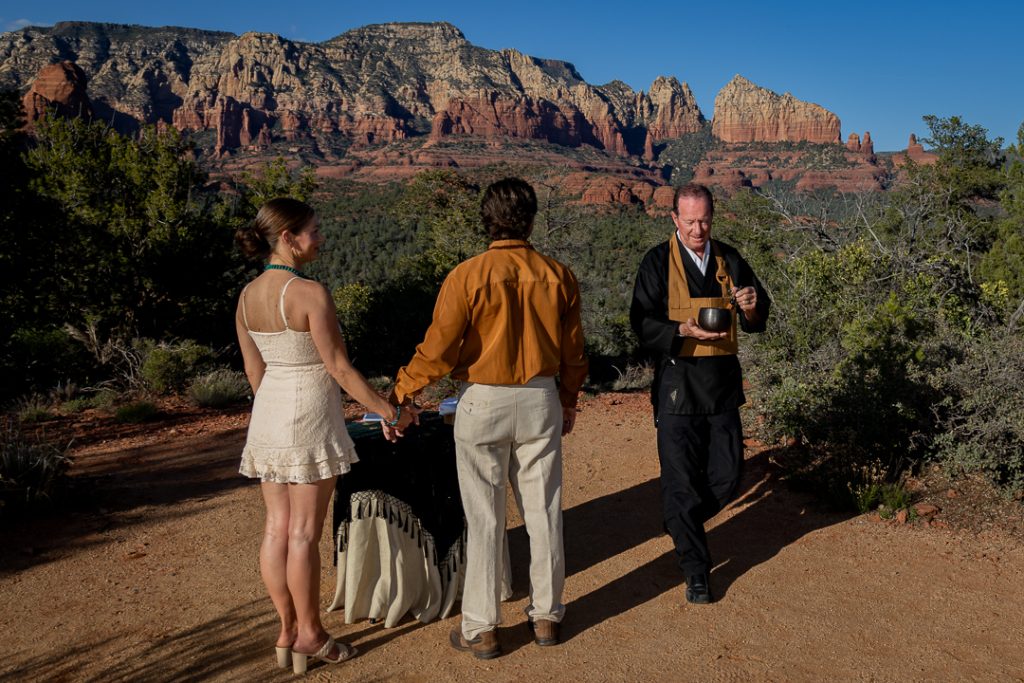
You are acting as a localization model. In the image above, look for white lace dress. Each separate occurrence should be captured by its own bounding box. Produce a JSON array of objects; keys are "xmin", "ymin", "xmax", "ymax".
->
[{"xmin": 239, "ymin": 278, "xmax": 358, "ymax": 483}]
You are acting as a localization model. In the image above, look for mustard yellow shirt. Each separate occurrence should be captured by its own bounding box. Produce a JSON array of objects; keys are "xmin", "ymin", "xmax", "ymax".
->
[{"xmin": 393, "ymin": 240, "xmax": 588, "ymax": 409}]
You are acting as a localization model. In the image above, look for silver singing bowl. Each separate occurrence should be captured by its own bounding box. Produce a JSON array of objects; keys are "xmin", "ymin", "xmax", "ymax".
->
[{"xmin": 698, "ymin": 307, "xmax": 732, "ymax": 332}]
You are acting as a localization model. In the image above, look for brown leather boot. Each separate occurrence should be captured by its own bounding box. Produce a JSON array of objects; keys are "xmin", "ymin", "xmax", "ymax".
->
[
  {"xmin": 528, "ymin": 619, "xmax": 560, "ymax": 646},
  {"xmin": 449, "ymin": 628, "xmax": 501, "ymax": 659}
]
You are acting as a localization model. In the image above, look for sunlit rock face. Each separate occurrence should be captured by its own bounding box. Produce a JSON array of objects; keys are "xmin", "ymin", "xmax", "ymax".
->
[{"xmin": 712, "ymin": 74, "xmax": 840, "ymax": 144}]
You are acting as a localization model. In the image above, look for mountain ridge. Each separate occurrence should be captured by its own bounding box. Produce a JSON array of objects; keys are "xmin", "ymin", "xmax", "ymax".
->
[
  {"xmin": 3, "ymin": 20, "xmax": 927, "ymax": 199},
  {"xmin": 2, "ymin": 20, "xmax": 751, "ymax": 156}
]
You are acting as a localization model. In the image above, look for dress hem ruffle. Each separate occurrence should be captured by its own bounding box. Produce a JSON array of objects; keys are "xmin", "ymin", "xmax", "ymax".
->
[{"xmin": 240, "ymin": 443, "xmax": 358, "ymax": 484}]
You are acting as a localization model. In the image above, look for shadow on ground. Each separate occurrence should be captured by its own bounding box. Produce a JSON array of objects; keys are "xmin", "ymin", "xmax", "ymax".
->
[
  {"xmin": 505, "ymin": 446, "xmax": 852, "ymax": 646},
  {"xmin": 1, "ymin": 599, "xmax": 275, "ymax": 683},
  {"xmin": 0, "ymin": 428, "xmax": 250, "ymax": 575},
  {"xmin": 0, "ymin": 595, "xmax": 426, "ymax": 683}
]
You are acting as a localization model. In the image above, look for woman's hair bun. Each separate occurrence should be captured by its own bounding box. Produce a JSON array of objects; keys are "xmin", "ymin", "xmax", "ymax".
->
[
  {"xmin": 237, "ymin": 198, "xmax": 316, "ymax": 261},
  {"xmin": 235, "ymin": 222, "xmax": 272, "ymax": 259}
]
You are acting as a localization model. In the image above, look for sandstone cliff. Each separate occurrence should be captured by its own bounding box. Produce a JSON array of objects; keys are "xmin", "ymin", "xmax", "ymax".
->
[
  {"xmin": 1, "ymin": 21, "xmax": 705, "ymax": 157},
  {"xmin": 21, "ymin": 60, "xmax": 92, "ymax": 123},
  {"xmin": 712, "ymin": 75, "xmax": 840, "ymax": 144},
  {"xmin": 2, "ymin": 21, "xmax": 896, "ymax": 202}
]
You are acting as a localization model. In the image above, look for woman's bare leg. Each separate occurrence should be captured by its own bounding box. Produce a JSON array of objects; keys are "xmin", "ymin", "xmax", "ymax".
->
[
  {"xmin": 288, "ymin": 477, "xmax": 348, "ymax": 656},
  {"xmin": 260, "ymin": 482, "xmax": 297, "ymax": 648}
]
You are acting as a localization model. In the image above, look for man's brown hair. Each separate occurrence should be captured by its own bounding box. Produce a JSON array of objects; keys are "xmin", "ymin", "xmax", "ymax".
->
[{"xmin": 480, "ymin": 177, "xmax": 538, "ymax": 240}]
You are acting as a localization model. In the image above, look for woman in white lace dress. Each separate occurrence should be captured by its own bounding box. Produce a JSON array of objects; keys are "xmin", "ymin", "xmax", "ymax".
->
[{"xmin": 234, "ymin": 198, "xmax": 417, "ymax": 674}]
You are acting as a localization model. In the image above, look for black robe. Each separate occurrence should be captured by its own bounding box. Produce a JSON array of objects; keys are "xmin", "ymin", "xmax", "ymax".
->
[{"xmin": 630, "ymin": 236, "xmax": 770, "ymax": 416}]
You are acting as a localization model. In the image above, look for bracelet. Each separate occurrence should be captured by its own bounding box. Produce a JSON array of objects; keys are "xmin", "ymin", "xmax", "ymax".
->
[{"xmin": 385, "ymin": 404, "xmax": 401, "ymax": 427}]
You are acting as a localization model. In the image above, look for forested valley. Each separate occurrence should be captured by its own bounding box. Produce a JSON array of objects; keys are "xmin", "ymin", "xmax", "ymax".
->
[{"xmin": 2, "ymin": 91, "xmax": 1022, "ymax": 518}]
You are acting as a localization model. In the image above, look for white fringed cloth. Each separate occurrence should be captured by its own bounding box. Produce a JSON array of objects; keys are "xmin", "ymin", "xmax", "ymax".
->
[
  {"xmin": 328, "ymin": 490, "xmax": 466, "ymax": 626},
  {"xmin": 328, "ymin": 416, "xmax": 514, "ymax": 627}
]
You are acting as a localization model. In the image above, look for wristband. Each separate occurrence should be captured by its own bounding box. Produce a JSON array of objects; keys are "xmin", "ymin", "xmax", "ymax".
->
[{"xmin": 386, "ymin": 404, "xmax": 401, "ymax": 427}]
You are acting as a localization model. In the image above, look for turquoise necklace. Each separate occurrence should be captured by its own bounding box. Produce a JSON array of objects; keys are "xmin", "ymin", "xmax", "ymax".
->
[{"xmin": 264, "ymin": 263, "xmax": 309, "ymax": 279}]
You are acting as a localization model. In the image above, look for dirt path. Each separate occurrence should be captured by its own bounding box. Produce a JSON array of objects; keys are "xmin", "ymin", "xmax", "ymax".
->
[{"xmin": 2, "ymin": 393, "xmax": 1023, "ymax": 682}]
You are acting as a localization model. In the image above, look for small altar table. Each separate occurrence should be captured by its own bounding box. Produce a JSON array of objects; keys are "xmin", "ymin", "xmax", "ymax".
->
[{"xmin": 328, "ymin": 414, "xmax": 467, "ymax": 627}]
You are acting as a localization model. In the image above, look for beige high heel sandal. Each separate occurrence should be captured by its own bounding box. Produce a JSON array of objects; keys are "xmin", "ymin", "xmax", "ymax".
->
[
  {"xmin": 292, "ymin": 636, "xmax": 357, "ymax": 674},
  {"xmin": 275, "ymin": 646, "xmax": 291, "ymax": 669}
]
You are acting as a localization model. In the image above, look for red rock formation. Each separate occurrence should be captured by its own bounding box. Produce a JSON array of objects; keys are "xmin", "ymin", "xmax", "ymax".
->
[
  {"xmin": 652, "ymin": 186, "xmax": 676, "ymax": 211},
  {"xmin": 255, "ymin": 123, "xmax": 272, "ymax": 149},
  {"xmin": 631, "ymin": 182, "xmax": 655, "ymax": 203},
  {"xmin": 643, "ymin": 131, "xmax": 655, "ymax": 161},
  {"xmin": 429, "ymin": 93, "xmax": 590, "ymax": 148},
  {"xmin": 861, "ymin": 131, "xmax": 874, "ymax": 157},
  {"xmin": 795, "ymin": 167, "xmax": 885, "ymax": 192},
  {"xmin": 279, "ymin": 110, "xmax": 305, "ymax": 142},
  {"xmin": 894, "ymin": 133, "xmax": 937, "ymax": 166},
  {"xmin": 846, "ymin": 133, "xmax": 861, "ymax": 152},
  {"xmin": 557, "ymin": 172, "xmax": 665, "ymax": 208},
  {"xmin": 712, "ymin": 75, "xmax": 840, "ymax": 144},
  {"xmin": 171, "ymin": 94, "xmax": 208, "ymax": 130},
  {"xmin": 21, "ymin": 61, "xmax": 93, "ymax": 124},
  {"xmin": 591, "ymin": 114, "xmax": 628, "ymax": 155},
  {"xmin": 642, "ymin": 76, "xmax": 704, "ymax": 141},
  {"xmin": 431, "ymin": 94, "xmax": 543, "ymax": 140},
  {"xmin": 213, "ymin": 96, "xmax": 244, "ymax": 157},
  {"xmin": 239, "ymin": 108, "xmax": 256, "ymax": 147},
  {"xmin": 581, "ymin": 177, "xmax": 641, "ymax": 205},
  {"xmin": 692, "ymin": 163, "xmax": 753, "ymax": 193},
  {"xmin": 690, "ymin": 142, "xmax": 886, "ymax": 193},
  {"xmin": 6, "ymin": 23, "xmax": 711, "ymax": 159},
  {"xmin": 558, "ymin": 172, "xmax": 591, "ymax": 198}
]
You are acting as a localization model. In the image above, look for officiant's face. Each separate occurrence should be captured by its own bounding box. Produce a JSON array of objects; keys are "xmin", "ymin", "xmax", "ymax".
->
[{"xmin": 672, "ymin": 196, "xmax": 713, "ymax": 253}]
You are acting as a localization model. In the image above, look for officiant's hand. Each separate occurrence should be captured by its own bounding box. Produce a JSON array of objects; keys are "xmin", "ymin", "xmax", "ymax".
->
[{"xmin": 679, "ymin": 318, "xmax": 727, "ymax": 340}]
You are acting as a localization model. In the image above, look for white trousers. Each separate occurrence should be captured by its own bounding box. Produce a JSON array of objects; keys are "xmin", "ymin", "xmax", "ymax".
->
[{"xmin": 453, "ymin": 376, "xmax": 565, "ymax": 639}]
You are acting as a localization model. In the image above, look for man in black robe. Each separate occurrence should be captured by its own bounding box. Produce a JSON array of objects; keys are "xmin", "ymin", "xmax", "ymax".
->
[{"xmin": 630, "ymin": 183, "xmax": 770, "ymax": 604}]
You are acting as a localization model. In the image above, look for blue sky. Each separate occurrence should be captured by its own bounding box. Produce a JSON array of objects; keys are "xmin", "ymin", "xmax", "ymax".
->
[{"xmin": 2, "ymin": 0, "xmax": 1022, "ymax": 151}]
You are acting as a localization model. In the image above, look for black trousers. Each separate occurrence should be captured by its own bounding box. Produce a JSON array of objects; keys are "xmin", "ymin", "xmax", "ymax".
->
[{"xmin": 656, "ymin": 409, "xmax": 743, "ymax": 578}]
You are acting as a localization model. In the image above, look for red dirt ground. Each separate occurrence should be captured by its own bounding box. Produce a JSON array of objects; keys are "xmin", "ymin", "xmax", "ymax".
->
[{"xmin": 2, "ymin": 393, "xmax": 1023, "ymax": 682}]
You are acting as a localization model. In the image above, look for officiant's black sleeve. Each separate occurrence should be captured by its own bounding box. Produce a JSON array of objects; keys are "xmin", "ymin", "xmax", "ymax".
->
[{"xmin": 630, "ymin": 241, "xmax": 683, "ymax": 356}]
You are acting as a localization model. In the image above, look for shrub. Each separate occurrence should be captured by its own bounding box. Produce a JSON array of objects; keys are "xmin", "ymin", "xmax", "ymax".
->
[
  {"xmin": 878, "ymin": 483, "xmax": 914, "ymax": 515},
  {"xmin": 60, "ymin": 397, "xmax": 93, "ymax": 414},
  {"xmin": 333, "ymin": 283, "xmax": 374, "ymax": 363},
  {"xmin": 367, "ymin": 376, "xmax": 394, "ymax": 393},
  {"xmin": 16, "ymin": 395, "xmax": 53, "ymax": 423},
  {"xmin": 610, "ymin": 362, "xmax": 654, "ymax": 391},
  {"xmin": 115, "ymin": 401, "xmax": 159, "ymax": 423},
  {"xmin": 417, "ymin": 375, "xmax": 462, "ymax": 404},
  {"xmin": 846, "ymin": 458, "xmax": 914, "ymax": 516},
  {"xmin": 88, "ymin": 388, "xmax": 120, "ymax": 411},
  {"xmin": 934, "ymin": 327, "xmax": 1024, "ymax": 496},
  {"xmin": 0, "ymin": 421, "xmax": 71, "ymax": 514},
  {"xmin": 140, "ymin": 340, "xmax": 217, "ymax": 394},
  {"xmin": 1, "ymin": 327, "xmax": 95, "ymax": 402},
  {"xmin": 188, "ymin": 369, "xmax": 251, "ymax": 408},
  {"xmin": 50, "ymin": 381, "xmax": 80, "ymax": 403}
]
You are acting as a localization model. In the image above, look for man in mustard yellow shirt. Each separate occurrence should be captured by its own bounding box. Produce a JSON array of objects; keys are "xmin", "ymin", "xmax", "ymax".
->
[{"xmin": 390, "ymin": 177, "xmax": 588, "ymax": 658}]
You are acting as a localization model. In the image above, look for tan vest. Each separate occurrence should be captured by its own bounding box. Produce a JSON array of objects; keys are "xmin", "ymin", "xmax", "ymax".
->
[{"xmin": 667, "ymin": 237, "xmax": 738, "ymax": 357}]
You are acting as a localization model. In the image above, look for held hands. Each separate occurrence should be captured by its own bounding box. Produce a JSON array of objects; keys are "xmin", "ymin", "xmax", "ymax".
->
[{"xmin": 380, "ymin": 403, "xmax": 422, "ymax": 442}]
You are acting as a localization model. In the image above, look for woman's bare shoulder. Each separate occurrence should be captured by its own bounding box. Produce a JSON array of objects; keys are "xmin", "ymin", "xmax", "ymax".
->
[{"xmin": 291, "ymin": 277, "xmax": 330, "ymax": 298}]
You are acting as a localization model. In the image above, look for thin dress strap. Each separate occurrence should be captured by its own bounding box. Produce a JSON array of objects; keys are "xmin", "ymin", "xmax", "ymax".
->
[
  {"xmin": 279, "ymin": 277, "xmax": 301, "ymax": 331},
  {"xmin": 240, "ymin": 284, "xmax": 252, "ymax": 331}
]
